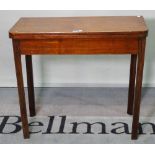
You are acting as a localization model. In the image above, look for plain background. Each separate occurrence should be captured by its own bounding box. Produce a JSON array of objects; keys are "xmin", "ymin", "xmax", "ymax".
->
[{"xmin": 0, "ymin": 10, "xmax": 155, "ymax": 87}]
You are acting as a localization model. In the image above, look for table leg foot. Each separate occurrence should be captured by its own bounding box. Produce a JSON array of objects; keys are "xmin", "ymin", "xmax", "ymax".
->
[
  {"xmin": 131, "ymin": 134, "xmax": 138, "ymax": 140},
  {"xmin": 23, "ymin": 131, "xmax": 30, "ymax": 139}
]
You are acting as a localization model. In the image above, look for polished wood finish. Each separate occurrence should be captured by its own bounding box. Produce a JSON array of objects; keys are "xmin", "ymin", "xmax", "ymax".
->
[
  {"xmin": 9, "ymin": 16, "xmax": 148, "ymax": 139},
  {"xmin": 9, "ymin": 16, "xmax": 148, "ymax": 39},
  {"xmin": 25, "ymin": 55, "xmax": 36, "ymax": 117},
  {"xmin": 12, "ymin": 40, "xmax": 29, "ymax": 139},
  {"xmin": 19, "ymin": 38, "xmax": 138, "ymax": 55},
  {"xmin": 127, "ymin": 55, "xmax": 137, "ymax": 115},
  {"xmin": 132, "ymin": 38, "xmax": 146, "ymax": 139}
]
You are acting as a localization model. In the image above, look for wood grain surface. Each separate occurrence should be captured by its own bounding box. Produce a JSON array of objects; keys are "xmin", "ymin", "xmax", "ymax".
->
[{"xmin": 9, "ymin": 16, "xmax": 148, "ymax": 39}]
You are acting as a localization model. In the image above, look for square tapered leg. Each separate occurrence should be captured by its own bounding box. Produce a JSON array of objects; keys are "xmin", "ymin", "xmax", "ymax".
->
[
  {"xmin": 127, "ymin": 54, "xmax": 137, "ymax": 115},
  {"xmin": 13, "ymin": 40, "xmax": 29, "ymax": 139},
  {"xmin": 131, "ymin": 38, "xmax": 146, "ymax": 140},
  {"xmin": 25, "ymin": 55, "xmax": 36, "ymax": 117}
]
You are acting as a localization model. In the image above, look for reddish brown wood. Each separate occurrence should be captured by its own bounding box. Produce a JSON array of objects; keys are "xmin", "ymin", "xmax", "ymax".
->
[
  {"xmin": 12, "ymin": 40, "xmax": 29, "ymax": 139},
  {"xmin": 9, "ymin": 16, "xmax": 148, "ymax": 140},
  {"xmin": 127, "ymin": 55, "xmax": 137, "ymax": 115},
  {"xmin": 19, "ymin": 38, "xmax": 138, "ymax": 55},
  {"xmin": 25, "ymin": 55, "xmax": 36, "ymax": 117},
  {"xmin": 132, "ymin": 38, "xmax": 146, "ymax": 140},
  {"xmin": 9, "ymin": 16, "xmax": 148, "ymax": 39}
]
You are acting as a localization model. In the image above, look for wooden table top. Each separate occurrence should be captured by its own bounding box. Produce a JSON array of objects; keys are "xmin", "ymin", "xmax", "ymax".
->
[{"xmin": 9, "ymin": 16, "xmax": 148, "ymax": 39}]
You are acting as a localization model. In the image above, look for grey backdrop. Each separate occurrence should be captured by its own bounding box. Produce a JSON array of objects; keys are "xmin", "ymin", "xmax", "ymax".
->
[{"xmin": 0, "ymin": 10, "xmax": 155, "ymax": 87}]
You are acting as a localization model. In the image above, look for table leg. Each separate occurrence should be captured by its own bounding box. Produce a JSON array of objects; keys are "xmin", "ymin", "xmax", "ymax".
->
[
  {"xmin": 127, "ymin": 54, "xmax": 137, "ymax": 115},
  {"xmin": 25, "ymin": 55, "xmax": 36, "ymax": 117},
  {"xmin": 131, "ymin": 38, "xmax": 146, "ymax": 140},
  {"xmin": 12, "ymin": 40, "xmax": 29, "ymax": 139}
]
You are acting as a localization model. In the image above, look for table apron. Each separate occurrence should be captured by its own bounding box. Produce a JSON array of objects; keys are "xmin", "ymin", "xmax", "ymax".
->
[{"xmin": 19, "ymin": 38, "xmax": 139, "ymax": 55}]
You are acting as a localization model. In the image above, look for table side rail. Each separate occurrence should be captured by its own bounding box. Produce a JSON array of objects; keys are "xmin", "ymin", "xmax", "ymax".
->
[{"xmin": 19, "ymin": 38, "xmax": 139, "ymax": 55}]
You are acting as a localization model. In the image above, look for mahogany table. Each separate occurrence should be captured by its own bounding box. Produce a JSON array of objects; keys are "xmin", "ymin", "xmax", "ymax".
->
[{"xmin": 9, "ymin": 16, "xmax": 148, "ymax": 139}]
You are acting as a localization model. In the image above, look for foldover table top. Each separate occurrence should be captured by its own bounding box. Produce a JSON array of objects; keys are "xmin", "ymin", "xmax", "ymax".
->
[
  {"xmin": 9, "ymin": 16, "xmax": 148, "ymax": 39},
  {"xmin": 9, "ymin": 16, "xmax": 148, "ymax": 140}
]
